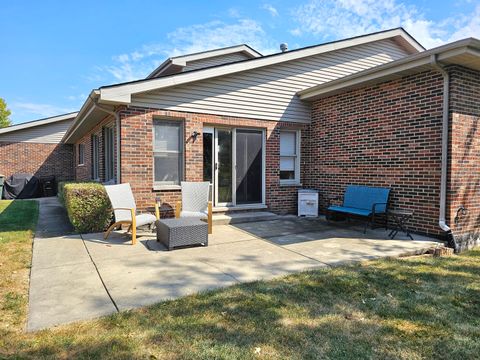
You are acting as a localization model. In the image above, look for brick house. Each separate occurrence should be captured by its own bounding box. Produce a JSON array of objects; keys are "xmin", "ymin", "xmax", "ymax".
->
[{"xmin": 1, "ymin": 28, "xmax": 479, "ymax": 250}]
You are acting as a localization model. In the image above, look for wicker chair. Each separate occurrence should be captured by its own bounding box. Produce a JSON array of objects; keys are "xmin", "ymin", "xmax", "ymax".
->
[
  {"xmin": 175, "ymin": 182, "xmax": 213, "ymax": 234},
  {"xmin": 104, "ymin": 183, "xmax": 159, "ymax": 245}
]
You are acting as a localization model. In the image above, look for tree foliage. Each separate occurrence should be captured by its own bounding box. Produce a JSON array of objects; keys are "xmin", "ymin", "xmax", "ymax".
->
[{"xmin": 0, "ymin": 98, "xmax": 12, "ymax": 128}]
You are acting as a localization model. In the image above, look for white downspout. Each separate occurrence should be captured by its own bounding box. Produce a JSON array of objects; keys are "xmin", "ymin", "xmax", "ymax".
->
[
  {"xmin": 90, "ymin": 97, "xmax": 121, "ymax": 184},
  {"xmin": 430, "ymin": 55, "xmax": 454, "ymax": 243}
]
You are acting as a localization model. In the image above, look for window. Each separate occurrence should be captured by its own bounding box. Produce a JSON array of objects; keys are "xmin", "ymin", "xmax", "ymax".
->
[
  {"xmin": 153, "ymin": 120, "xmax": 183, "ymax": 186},
  {"xmin": 280, "ymin": 130, "xmax": 300, "ymax": 184},
  {"xmin": 78, "ymin": 144, "xmax": 85, "ymax": 165},
  {"xmin": 103, "ymin": 127, "xmax": 115, "ymax": 182},
  {"xmin": 91, "ymin": 134, "xmax": 100, "ymax": 180}
]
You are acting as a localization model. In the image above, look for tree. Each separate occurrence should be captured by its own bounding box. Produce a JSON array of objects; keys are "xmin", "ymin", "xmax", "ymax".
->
[{"xmin": 0, "ymin": 98, "xmax": 12, "ymax": 128}]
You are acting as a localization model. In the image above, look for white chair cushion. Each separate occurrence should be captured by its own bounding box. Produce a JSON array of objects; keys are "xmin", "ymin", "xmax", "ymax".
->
[
  {"xmin": 135, "ymin": 213, "xmax": 157, "ymax": 227},
  {"xmin": 104, "ymin": 183, "xmax": 137, "ymax": 222},
  {"xmin": 181, "ymin": 182, "xmax": 210, "ymax": 212},
  {"xmin": 181, "ymin": 210, "xmax": 207, "ymax": 218}
]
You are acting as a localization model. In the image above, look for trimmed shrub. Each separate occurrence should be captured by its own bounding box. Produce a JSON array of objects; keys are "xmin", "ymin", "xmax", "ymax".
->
[
  {"xmin": 58, "ymin": 181, "xmax": 96, "ymax": 205},
  {"xmin": 63, "ymin": 183, "xmax": 112, "ymax": 233}
]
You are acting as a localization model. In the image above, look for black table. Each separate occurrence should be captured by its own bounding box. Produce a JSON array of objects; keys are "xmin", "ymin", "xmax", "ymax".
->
[
  {"xmin": 156, "ymin": 218, "xmax": 208, "ymax": 250},
  {"xmin": 388, "ymin": 209, "xmax": 414, "ymax": 240}
]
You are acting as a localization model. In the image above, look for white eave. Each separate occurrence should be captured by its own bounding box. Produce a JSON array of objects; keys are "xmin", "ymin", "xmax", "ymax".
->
[
  {"xmin": 0, "ymin": 112, "xmax": 78, "ymax": 135},
  {"xmin": 146, "ymin": 44, "xmax": 263, "ymax": 78},
  {"xmin": 99, "ymin": 28, "xmax": 424, "ymax": 105},
  {"xmin": 298, "ymin": 38, "xmax": 480, "ymax": 101}
]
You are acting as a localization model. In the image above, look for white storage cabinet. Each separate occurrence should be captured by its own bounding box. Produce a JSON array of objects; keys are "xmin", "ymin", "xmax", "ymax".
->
[{"xmin": 298, "ymin": 189, "xmax": 319, "ymax": 217}]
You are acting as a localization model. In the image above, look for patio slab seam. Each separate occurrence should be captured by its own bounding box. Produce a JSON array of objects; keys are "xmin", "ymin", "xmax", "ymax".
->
[
  {"xmin": 80, "ymin": 233, "xmax": 120, "ymax": 313},
  {"xmin": 196, "ymin": 259, "xmax": 243, "ymax": 283},
  {"xmin": 232, "ymin": 226, "xmax": 333, "ymax": 268}
]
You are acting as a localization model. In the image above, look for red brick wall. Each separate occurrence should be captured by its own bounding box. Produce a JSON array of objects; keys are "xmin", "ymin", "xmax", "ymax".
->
[
  {"xmin": 120, "ymin": 107, "xmax": 307, "ymax": 215},
  {"xmin": 0, "ymin": 142, "xmax": 74, "ymax": 182},
  {"xmin": 448, "ymin": 66, "xmax": 480, "ymax": 246},
  {"xmin": 308, "ymin": 70, "xmax": 444, "ymax": 236}
]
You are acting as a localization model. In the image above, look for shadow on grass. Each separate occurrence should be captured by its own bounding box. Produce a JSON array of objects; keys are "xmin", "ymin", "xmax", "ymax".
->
[
  {"xmin": 0, "ymin": 200, "xmax": 39, "ymax": 237},
  {"xmin": 7, "ymin": 250, "xmax": 480, "ymax": 359}
]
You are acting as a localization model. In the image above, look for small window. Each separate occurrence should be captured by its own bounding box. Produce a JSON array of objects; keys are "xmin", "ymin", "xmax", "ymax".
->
[
  {"xmin": 153, "ymin": 120, "xmax": 183, "ymax": 186},
  {"xmin": 91, "ymin": 134, "xmax": 100, "ymax": 180},
  {"xmin": 103, "ymin": 127, "xmax": 115, "ymax": 182},
  {"xmin": 78, "ymin": 144, "xmax": 85, "ymax": 165},
  {"xmin": 280, "ymin": 130, "xmax": 300, "ymax": 184}
]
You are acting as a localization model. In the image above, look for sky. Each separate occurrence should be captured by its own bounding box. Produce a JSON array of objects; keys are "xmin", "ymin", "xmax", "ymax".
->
[{"xmin": 1, "ymin": 0, "xmax": 479, "ymax": 124}]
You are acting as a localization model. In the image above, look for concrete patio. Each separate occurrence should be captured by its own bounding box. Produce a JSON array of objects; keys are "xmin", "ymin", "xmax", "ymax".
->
[{"xmin": 28, "ymin": 200, "xmax": 441, "ymax": 331}]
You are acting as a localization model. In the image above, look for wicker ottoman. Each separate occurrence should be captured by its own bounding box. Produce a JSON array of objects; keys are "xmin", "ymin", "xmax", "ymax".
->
[{"xmin": 156, "ymin": 218, "xmax": 208, "ymax": 250}]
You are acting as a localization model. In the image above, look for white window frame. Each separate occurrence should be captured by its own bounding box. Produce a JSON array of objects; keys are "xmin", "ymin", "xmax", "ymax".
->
[
  {"xmin": 153, "ymin": 119, "xmax": 184, "ymax": 189},
  {"xmin": 78, "ymin": 143, "xmax": 85, "ymax": 166},
  {"xmin": 103, "ymin": 127, "xmax": 115, "ymax": 182},
  {"xmin": 279, "ymin": 130, "xmax": 301, "ymax": 185},
  {"xmin": 91, "ymin": 134, "xmax": 100, "ymax": 181}
]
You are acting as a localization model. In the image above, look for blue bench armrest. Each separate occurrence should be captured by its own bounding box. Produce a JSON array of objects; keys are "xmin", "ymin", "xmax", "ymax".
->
[{"xmin": 372, "ymin": 202, "xmax": 388, "ymax": 214}]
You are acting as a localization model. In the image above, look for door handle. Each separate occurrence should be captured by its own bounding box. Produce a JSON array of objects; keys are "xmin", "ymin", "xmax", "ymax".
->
[{"xmin": 215, "ymin": 163, "xmax": 218, "ymax": 170}]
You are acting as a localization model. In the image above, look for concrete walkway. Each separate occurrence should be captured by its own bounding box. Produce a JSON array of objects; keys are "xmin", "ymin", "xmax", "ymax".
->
[{"xmin": 28, "ymin": 198, "xmax": 440, "ymax": 331}]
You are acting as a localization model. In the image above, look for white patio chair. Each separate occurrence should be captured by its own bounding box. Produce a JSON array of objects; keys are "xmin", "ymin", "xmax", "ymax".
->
[
  {"xmin": 175, "ymin": 181, "xmax": 213, "ymax": 234},
  {"xmin": 104, "ymin": 183, "xmax": 159, "ymax": 245}
]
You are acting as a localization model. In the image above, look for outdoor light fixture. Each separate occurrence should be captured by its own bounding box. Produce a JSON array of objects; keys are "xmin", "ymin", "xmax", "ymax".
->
[{"xmin": 191, "ymin": 130, "xmax": 200, "ymax": 142}]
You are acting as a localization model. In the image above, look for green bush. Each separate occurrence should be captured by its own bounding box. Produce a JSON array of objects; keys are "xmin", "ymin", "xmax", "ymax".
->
[
  {"xmin": 58, "ymin": 181, "xmax": 95, "ymax": 205},
  {"xmin": 63, "ymin": 183, "xmax": 112, "ymax": 233}
]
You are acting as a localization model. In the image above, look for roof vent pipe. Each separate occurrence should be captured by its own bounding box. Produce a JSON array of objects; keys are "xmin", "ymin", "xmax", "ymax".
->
[{"xmin": 280, "ymin": 43, "xmax": 288, "ymax": 52}]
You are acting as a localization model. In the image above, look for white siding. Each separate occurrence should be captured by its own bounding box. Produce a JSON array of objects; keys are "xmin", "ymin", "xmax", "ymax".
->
[
  {"xmin": 183, "ymin": 53, "xmax": 252, "ymax": 72},
  {"xmin": 132, "ymin": 39, "xmax": 410, "ymax": 123},
  {"xmin": 0, "ymin": 119, "xmax": 73, "ymax": 143}
]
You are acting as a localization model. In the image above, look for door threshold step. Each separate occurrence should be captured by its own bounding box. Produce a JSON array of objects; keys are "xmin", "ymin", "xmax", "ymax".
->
[
  {"xmin": 212, "ymin": 204, "xmax": 268, "ymax": 213},
  {"xmin": 212, "ymin": 211, "xmax": 278, "ymax": 225}
]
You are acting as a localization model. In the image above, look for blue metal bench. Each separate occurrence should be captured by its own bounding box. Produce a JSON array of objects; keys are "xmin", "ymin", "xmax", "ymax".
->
[{"xmin": 327, "ymin": 185, "xmax": 391, "ymax": 233}]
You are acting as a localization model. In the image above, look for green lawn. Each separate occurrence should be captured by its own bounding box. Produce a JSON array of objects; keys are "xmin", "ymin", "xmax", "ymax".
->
[
  {"xmin": 0, "ymin": 200, "xmax": 39, "ymax": 351},
  {"xmin": 1, "ymin": 198, "xmax": 480, "ymax": 359}
]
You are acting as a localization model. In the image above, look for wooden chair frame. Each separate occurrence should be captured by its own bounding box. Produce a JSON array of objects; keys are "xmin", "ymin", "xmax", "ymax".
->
[
  {"xmin": 104, "ymin": 204, "xmax": 160, "ymax": 245},
  {"xmin": 175, "ymin": 200, "xmax": 213, "ymax": 234}
]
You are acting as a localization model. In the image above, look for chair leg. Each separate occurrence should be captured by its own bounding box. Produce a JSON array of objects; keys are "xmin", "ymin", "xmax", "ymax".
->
[
  {"xmin": 130, "ymin": 209, "xmax": 137, "ymax": 245},
  {"xmin": 104, "ymin": 222, "xmax": 118, "ymax": 240},
  {"xmin": 208, "ymin": 201, "xmax": 213, "ymax": 234},
  {"xmin": 131, "ymin": 226, "xmax": 137, "ymax": 245}
]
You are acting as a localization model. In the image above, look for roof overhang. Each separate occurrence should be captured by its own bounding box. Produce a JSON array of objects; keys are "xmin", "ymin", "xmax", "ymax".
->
[
  {"xmin": 98, "ymin": 28, "xmax": 423, "ymax": 105},
  {"xmin": 298, "ymin": 38, "xmax": 480, "ymax": 101},
  {"xmin": 62, "ymin": 91, "xmax": 115, "ymax": 144},
  {"xmin": 0, "ymin": 112, "xmax": 78, "ymax": 135},
  {"xmin": 146, "ymin": 44, "xmax": 263, "ymax": 78}
]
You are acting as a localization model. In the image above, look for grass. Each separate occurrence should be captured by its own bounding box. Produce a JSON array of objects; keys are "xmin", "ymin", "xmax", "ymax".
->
[
  {"xmin": 0, "ymin": 200, "xmax": 38, "ymax": 349},
  {"xmin": 1, "ymin": 199, "xmax": 480, "ymax": 359}
]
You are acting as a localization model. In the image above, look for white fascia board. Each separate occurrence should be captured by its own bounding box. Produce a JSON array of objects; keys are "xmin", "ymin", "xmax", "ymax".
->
[
  {"xmin": 298, "ymin": 40, "xmax": 479, "ymax": 100},
  {"xmin": 0, "ymin": 112, "xmax": 78, "ymax": 134},
  {"xmin": 173, "ymin": 44, "xmax": 261, "ymax": 63},
  {"xmin": 147, "ymin": 45, "xmax": 262, "ymax": 79},
  {"xmin": 62, "ymin": 93, "xmax": 97, "ymax": 142},
  {"xmin": 99, "ymin": 29, "xmax": 419, "ymax": 104}
]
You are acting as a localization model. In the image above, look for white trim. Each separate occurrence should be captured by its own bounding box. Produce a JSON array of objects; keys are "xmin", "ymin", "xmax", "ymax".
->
[
  {"xmin": 299, "ymin": 38, "xmax": 480, "ymax": 100},
  {"xmin": 99, "ymin": 29, "xmax": 422, "ymax": 104},
  {"xmin": 147, "ymin": 44, "xmax": 262, "ymax": 78},
  {"xmin": 152, "ymin": 118, "xmax": 185, "ymax": 187},
  {"xmin": 279, "ymin": 130, "xmax": 301, "ymax": 185},
  {"xmin": 0, "ymin": 112, "xmax": 78, "ymax": 135}
]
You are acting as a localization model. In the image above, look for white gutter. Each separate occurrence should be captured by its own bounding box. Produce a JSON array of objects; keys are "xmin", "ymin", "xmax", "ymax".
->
[
  {"xmin": 430, "ymin": 55, "xmax": 455, "ymax": 245},
  {"xmin": 90, "ymin": 97, "xmax": 121, "ymax": 184}
]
